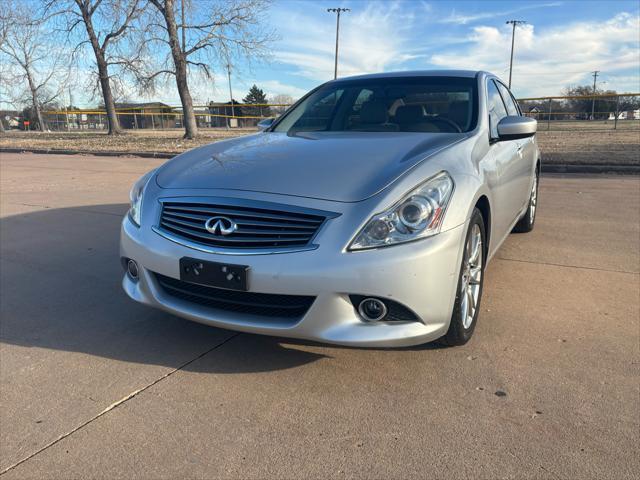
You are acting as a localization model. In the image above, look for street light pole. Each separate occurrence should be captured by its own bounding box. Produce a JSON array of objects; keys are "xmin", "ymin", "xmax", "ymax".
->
[
  {"xmin": 226, "ymin": 63, "xmax": 235, "ymax": 128},
  {"xmin": 506, "ymin": 20, "xmax": 526, "ymax": 89},
  {"xmin": 327, "ymin": 8, "xmax": 350, "ymax": 79},
  {"xmin": 590, "ymin": 70, "xmax": 600, "ymax": 120}
]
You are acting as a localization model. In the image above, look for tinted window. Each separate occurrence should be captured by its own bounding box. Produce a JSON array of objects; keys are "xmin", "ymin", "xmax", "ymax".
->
[
  {"xmin": 496, "ymin": 82, "xmax": 519, "ymax": 116},
  {"xmin": 487, "ymin": 80, "xmax": 508, "ymax": 138},
  {"xmin": 273, "ymin": 76, "xmax": 478, "ymax": 134},
  {"xmin": 280, "ymin": 89, "xmax": 344, "ymax": 132}
]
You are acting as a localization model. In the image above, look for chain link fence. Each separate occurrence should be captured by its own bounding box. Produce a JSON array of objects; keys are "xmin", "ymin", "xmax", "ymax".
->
[
  {"xmin": 11, "ymin": 93, "xmax": 640, "ymax": 132},
  {"xmin": 517, "ymin": 93, "xmax": 640, "ymax": 131},
  {"xmin": 35, "ymin": 103, "xmax": 291, "ymax": 132}
]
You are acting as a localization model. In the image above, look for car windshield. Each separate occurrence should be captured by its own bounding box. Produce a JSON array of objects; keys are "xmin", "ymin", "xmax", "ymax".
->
[{"xmin": 273, "ymin": 76, "xmax": 478, "ymax": 134}]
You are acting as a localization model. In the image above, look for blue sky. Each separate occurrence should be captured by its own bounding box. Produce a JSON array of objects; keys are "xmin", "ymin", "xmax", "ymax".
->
[
  {"xmin": 10, "ymin": 0, "xmax": 633, "ymax": 107},
  {"xmin": 191, "ymin": 0, "xmax": 638, "ymax": 104}
]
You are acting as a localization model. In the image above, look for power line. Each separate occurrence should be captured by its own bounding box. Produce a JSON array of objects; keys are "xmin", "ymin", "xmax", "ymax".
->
[
  {"xmin": 506, "ymin": 20, "xmax": 526, "ymax": 88},
  {"xmin": 327, "ymin": 8, "xmax": 350, "ymax": 80}
]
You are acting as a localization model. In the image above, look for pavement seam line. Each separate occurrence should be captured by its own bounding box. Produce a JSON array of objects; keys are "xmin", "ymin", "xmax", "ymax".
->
[
  {"xmin": 495, "ymin": 256, "xmax": 639, "ymax": 275},
  {"xmin": 0, "ymin": 332, "xmax": 241, "ymax": 476}
]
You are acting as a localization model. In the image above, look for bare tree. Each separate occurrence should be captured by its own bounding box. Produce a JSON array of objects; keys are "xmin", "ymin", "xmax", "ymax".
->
[
  {"xmin": 270, "ymin": 94, "xmax": 294, "ymax": 116},
  {"xmin": 51, "ymin": 0, "xmax": 146, "ymax": 134},
  {"xmin": 604, "ymin": 91, "xmax": 640, "ymax": 121},
  {"xmin": 146, "ymin": 0, "xmax": 275, "ymax": 139},
  {"xmin": 0, "ymin": 3, "xmax": 66, "ymax": 132}
]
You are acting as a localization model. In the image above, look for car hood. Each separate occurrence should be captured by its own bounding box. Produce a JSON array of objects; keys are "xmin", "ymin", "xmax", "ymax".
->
[{"xmin": 156, "ymin": 131, "xmax": 464, "ymax": 202}]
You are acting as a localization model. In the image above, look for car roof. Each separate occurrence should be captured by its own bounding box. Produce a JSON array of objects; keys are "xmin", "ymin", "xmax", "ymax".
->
[{"xmin": 332, "ymin": 70, "xmax": 486, "ymax": 82}]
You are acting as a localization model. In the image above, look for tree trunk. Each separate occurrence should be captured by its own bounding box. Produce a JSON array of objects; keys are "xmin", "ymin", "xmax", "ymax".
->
[
  {"xmin": 0, "ymin": 117, "xmax": 5, "ymax": 134},
  {"xmin": 96, "ymin": 60, "xmax": 122, "ymax": 135},
  {"xmin": 163, "ymin": 0, "xmax": 197, "ymax": 139},
  {"xmin": 26, "ymin": 70, "xmax": 45, "ymax": 132},
  {"xmin": 79, "ymin": 5, "xmax": 122, "ymax": 135}
]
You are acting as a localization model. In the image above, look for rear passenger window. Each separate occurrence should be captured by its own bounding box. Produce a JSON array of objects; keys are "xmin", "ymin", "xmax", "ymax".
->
[
  {"xmin": 487, "ymin": 80, "xmax": 508, "ymax": 138},
  {"xmin": 496, "ymin": 82, "xmax": 519, "ymax": 116}
]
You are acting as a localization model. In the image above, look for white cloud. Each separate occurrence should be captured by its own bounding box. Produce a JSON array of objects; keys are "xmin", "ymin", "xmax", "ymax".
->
[
  {"xmin": 439, "ymin": 2, "xmax": 563, "ymax": 25},
  {"xmin": 431, "ymin": 12, "xmax": 640, "ymax": 95},
  {"xmin": 273, "ymin": 1, "xmax": 417, "ymax": 82},
  {"xmin": 256, "ymin": 80, "xmax": 308, "ymax": 99}
]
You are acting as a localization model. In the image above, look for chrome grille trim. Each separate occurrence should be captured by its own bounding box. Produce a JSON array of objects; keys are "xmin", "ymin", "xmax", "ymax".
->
[{"xmin": 154, "ymin": 197, "xmax": 340, "ymax": 255}]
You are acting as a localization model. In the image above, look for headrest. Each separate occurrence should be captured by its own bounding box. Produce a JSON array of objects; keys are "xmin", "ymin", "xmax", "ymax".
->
[
  {"xmin": 395, "ymin": 105, "xmax": 424, "ymax": 124},
  {"xmin": 448, "ymin": 101, "xmax": 469, "ymax": 126},
  {"xmin": 359, "ymin": 100, "xmax": 388, "ymax": 124}
]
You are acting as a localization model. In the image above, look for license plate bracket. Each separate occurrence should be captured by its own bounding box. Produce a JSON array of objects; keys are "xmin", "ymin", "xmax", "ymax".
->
[{"xmin": 179, "ymin": 257, "xmax": 249, "ymax": 291}]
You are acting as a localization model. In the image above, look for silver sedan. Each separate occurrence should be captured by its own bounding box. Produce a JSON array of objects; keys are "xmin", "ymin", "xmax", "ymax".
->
[{"xmin": 120, "ymin": 70, "xmax": 539, "ymax": 347}]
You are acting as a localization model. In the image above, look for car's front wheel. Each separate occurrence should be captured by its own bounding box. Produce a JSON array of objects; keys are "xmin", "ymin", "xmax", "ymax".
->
[{"xmin": 440, "ymin": 208, "xmax": 485, "ymax": 346}]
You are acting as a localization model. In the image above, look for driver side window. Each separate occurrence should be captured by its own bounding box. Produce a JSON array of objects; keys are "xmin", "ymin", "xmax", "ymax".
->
[{"xmin": 487, "ymin": 80, "xmax": 508, "ymax": 139}]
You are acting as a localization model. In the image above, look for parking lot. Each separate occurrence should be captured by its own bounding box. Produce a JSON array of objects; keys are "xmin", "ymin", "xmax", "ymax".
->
[{"xmin": 1, "ymin": 152, "xmax": 638, "ymax": 478}]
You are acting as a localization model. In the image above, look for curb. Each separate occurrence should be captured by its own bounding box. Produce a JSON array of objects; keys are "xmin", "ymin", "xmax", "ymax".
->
[
  {"xmin": 541, "ymin": 164, "xmax": 640, "ymax": 174},
  {"xmin": 1, "ymin": 147, "xmax": 638, "ymax": 174},
  {"xmin": 0, "ymin": 147, "xmax": 175, "ymax": 159}
]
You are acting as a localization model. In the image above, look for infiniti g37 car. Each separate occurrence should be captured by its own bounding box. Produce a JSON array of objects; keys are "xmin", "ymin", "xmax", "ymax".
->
[{"xmin": 121, "ymin": 70, "xmax": 539, "ymax": 347}]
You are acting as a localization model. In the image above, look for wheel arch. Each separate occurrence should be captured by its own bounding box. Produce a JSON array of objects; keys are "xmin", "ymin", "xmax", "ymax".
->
[{"xmin": 474, "ymin": 195, "xmax": 491, "ymax": 256}]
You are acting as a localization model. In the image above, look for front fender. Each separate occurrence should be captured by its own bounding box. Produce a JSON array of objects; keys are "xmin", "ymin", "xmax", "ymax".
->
[{"xmin": 443, "ymin": 173, "xmax": 495, "ymax": 257}]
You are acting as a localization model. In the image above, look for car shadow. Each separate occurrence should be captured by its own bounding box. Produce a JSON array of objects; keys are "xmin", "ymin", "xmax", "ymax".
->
[{"xmin": 0, "ymin": 204, "xmax": 331, "ymax": 374}]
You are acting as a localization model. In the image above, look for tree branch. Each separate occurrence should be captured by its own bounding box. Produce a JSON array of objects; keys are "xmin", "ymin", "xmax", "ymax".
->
[
  {"xmin": 101, "ymin": 0, "xmax": 140, "ymax": 50},
  {"xmin": 145, "ymin": 69, "xmax": 175, "ymax": 80},
  {"xmin": 186, "ymin": 60, "xmax": 210, "ymax": 77}
]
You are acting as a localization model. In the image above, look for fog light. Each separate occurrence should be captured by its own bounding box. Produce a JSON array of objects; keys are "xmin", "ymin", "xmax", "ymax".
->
[
  {"xmin": 127, "ymin": 259, "xmax": 139, "ymax": 280},
  {"xmin": 358, "ymin": 298, "xmax": 388, "ymax": 322}
]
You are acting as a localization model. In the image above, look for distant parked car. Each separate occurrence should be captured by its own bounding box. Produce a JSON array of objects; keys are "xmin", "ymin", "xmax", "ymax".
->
[{"xmin": 121, "ymin": 70, "xmax": 539, "ymax": 347}]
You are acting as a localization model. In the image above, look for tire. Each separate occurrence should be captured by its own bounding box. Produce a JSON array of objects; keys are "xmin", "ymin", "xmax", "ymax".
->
[
  {"xmin": 439, "ymin": 208, "xmax": 486, "ymax": 346},
  {"xmin": 513, "ymin": 168, "xmax": 539, "ymax": 233}
]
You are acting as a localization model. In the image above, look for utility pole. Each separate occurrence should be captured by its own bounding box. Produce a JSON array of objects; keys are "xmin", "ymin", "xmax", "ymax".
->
[
  {"xmin": 506, "ymin": 20, "xmax": 526, "ymax": 88},
  {"xmin": 327, "ymin": 8, "xmax": 350, "ymax": 79},
  {"xmin": 226, "ymin": 63, "xmax": 235, "ymax": 128},
  {"xmin": 68, "ymin": 87, "xmax": 76, "ymax": 130},
  {"xmin": 66, "ymin": 87, "xmax": 71, "ymax": 132},
  {"xmin": 590, "ymin": 70, "xmax": 600, "ymax": 120}
]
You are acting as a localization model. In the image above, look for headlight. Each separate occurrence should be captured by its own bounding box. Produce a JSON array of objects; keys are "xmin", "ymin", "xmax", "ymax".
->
[
  {"xmin": 128, "ymin": 170, "xmax": 155, "ymax": 227},
  {"xmin": 349, "ymin": 171, "xmax": 454, "ymax": 250}
]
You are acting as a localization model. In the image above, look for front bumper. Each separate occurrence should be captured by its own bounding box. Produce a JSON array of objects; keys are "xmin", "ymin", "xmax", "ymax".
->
[{"xmin": 120, "ymin": 214, "xmax": 466, "ymax": 348}]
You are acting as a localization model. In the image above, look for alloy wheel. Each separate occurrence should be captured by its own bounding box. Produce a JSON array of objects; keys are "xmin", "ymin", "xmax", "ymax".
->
[
  {"xmin": 529, "ymin": 174, "xmax": 538, "ymax": 224},
  {"xmin": 460, "ymin": 223, "xmax": 483, "ymax": 329}
]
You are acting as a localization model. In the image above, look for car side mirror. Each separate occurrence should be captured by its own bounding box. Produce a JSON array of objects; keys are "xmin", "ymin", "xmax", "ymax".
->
[
  {"xmin": 257, "ymin": 118, "xmax": 275, "ymax": 131},
  {"xmin": 496, "ymin": 116, "xmax": 537, "ymax": 141}
]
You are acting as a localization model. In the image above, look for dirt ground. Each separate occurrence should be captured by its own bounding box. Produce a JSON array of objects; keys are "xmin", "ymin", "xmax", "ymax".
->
[
  {"xmin": 536, "ymin": 127, "xmax": 639, "ymax": 165},
  {"xmin": 1, "ymin": 121, "xmax": 639, "ymax": 165}
]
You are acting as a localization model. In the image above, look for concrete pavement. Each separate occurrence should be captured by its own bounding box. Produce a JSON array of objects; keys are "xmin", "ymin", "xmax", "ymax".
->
[{"xmin": 0, "ymin": 153, "xmax": 638, "ymax": 479}]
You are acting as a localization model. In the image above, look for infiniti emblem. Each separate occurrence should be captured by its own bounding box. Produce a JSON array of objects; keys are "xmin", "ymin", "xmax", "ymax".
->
[{"xmin": 204, "ymin": 216, "xmax": 237, "ymax": 236}]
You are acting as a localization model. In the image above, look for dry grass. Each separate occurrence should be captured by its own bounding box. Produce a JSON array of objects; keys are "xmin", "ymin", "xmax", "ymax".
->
[
  {"xmin": 0, "ymin": 128, "xmax": 255, "ymax": 155},
  {"xmin": 1, "ymin": 123, "xmax": 639, "ymax": 165},
  {"xmin": 537, "ymin": 129, "xmax": 639, "ymax": 165}
]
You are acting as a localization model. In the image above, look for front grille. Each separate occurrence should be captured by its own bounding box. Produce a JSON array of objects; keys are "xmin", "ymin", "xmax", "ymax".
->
[
  {"xmin": 158, "ymin": 201, "xmax": 327, "ymax": 250},
  {"xmin": 155, "ymin": 273, "xmax": 316, "ymax": 319}
]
